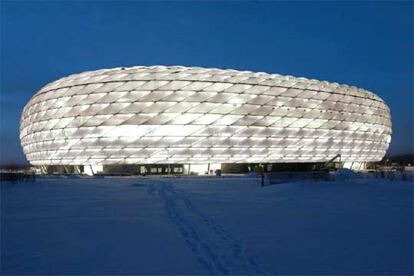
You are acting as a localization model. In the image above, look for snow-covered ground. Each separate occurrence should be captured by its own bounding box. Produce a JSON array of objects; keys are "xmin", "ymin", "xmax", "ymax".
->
[{"xmin": 1, "ymin": 175, "xmax": 413, "ymax": 275}]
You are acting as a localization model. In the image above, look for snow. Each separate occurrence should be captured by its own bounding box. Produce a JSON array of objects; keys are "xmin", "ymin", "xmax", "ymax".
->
[
  {"xmin": 335, "ymin": 168, "xmax": 358, "ymax": 180},
  {"xmin": 1, "ymin": 175, "xmax": 413, "ymax": 275}
]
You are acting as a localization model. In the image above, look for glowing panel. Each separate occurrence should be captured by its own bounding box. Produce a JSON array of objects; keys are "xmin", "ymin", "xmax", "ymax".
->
[{"xmin": 20, "ymin": 66, "xmax": 392, "ymax": 165}]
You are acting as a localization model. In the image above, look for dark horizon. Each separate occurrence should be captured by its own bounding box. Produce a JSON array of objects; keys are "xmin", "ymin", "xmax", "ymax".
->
[{"xmin": 1, "ymin": 1, "xmax": 413, "ymax": 166}]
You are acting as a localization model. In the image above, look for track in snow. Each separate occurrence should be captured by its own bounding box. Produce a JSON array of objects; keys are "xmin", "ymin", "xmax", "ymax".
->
[{"xmin": 147, "ymin": 181, "xmax": 269, "ymax": 275}]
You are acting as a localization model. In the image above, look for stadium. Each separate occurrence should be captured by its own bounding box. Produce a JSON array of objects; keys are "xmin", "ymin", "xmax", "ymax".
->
[{"xmin": 19, "ymin": 66, "xmax": 392, "ymax": 175}]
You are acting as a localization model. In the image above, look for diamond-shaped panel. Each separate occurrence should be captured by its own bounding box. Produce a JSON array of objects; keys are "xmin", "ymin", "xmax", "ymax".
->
[{"xmin": 20, "ymin": 66, "xmax": 392, "ymax": 165}]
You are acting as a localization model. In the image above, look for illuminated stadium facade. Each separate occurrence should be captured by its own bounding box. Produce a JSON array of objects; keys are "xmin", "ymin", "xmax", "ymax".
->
[{"xmin": 20, "ymin": 66, "xmax": 392, "ymax": 175}]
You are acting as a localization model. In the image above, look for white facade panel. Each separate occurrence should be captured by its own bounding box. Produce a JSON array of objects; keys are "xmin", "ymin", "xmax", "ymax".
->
[{"xmin": 20, "ymin": 66, "xmax": 392, "ymax": 165}]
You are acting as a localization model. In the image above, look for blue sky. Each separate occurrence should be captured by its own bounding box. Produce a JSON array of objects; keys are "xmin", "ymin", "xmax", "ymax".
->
[{"xmin": 1, "ymin": 1, "xmax": 413, "ymax": 166}]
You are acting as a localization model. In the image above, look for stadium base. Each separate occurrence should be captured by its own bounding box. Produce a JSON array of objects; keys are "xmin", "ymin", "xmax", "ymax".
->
[{"xmin": 36, "ymin": 162, "xmax": 365, "ymax": 176}]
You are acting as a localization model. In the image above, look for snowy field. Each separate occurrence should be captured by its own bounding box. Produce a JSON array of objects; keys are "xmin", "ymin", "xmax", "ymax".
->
[{"xmin": 1, "ymin": 175, "xmax": 413, "ymax": 275}]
